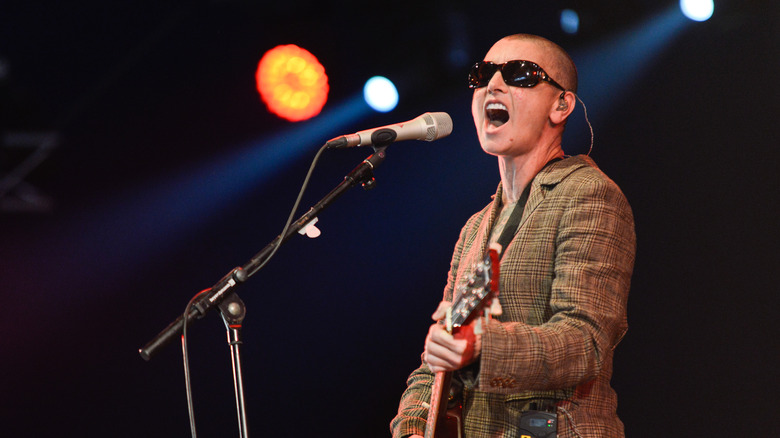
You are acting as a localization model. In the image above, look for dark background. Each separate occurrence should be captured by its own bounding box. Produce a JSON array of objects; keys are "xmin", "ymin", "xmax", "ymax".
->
[{"xmin": 1, "ymin": 0, "xmax": 778, "ymax": 436}]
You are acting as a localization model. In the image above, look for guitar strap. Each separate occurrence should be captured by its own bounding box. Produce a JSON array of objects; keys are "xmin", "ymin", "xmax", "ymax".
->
[
  {"xmin": 494, "ymin": 157, "xmax": 561, "ymax": 259},
  {"xmin": 494, "ymin": 182, "xmax": 532, "ymax": 260}
]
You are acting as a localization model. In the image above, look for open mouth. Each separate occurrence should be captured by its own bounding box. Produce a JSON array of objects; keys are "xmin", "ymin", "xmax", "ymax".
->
[{"xmin": 486, "ymin": 102, "xmax": 509, "ymax": 127}]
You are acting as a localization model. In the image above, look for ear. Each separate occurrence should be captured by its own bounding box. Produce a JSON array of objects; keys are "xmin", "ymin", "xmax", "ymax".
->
[{"xmin": 549, "ymin": 91, "xmax": 576, "ymax": 125}]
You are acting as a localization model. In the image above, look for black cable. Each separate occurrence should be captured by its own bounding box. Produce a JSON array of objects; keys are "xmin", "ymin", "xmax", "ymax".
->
[{"xmin": 179, "ymin": 142, "xmax": 330, "ymax": 437}]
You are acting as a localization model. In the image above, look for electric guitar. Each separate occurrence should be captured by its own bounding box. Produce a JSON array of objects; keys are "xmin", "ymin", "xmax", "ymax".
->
[{"xmin": 424, "ymin": 243, "xmax": 502, "ymax": 438}]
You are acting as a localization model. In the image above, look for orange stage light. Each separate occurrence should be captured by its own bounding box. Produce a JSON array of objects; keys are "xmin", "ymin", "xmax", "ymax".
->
[{"xmin": 255, "ymin": 44, "xmax": 329, "ymax": 122}]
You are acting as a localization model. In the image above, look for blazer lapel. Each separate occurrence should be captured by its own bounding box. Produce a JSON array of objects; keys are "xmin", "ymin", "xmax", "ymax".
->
[
  {"xmin": 479, "ymin": 183, "xmax": 504, "ymax": 252},
  {"xmin": 480, "ymin": 155, "xmax": 592, "ymax": 248},
  {"xmin": 517, "ymin": 155, "xmax": 591, "ymax": 230}
]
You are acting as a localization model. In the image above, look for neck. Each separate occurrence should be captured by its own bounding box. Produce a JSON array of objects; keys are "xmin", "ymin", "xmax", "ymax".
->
[{"xmin": 499, "ymin": 145, "xmax": 564, "ymax": 204}]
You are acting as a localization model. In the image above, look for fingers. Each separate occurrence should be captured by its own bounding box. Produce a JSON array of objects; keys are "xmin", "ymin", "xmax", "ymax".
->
[
  {"xmin": 424, "ymin": 300, "xmax": 484, "ymax": 372},
  {"xmin": 423, "ymin": 323, "xmax": 469, "ymax": 373}
]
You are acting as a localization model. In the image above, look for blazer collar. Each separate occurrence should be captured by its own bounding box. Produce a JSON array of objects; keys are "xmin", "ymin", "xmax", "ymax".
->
[
  {"xmin": 534, "ymin": 154, "xmax": 593, "ymax": 187},
  {"xmin": 487, "ymin": 155, "xmax": 595, "ymax": 239},
  {"xmin": 492, "ymin": 155, "xmax": 594, "ymax": 203}
]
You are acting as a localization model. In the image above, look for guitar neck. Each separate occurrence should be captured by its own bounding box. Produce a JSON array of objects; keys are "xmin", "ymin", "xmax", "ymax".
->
[
  {"xmin": 424, "ymin": 370, "xmax": 453, "ymax": 438},
  {"xmin": 423, "ymin": 245, "xmax": 499, "ymax": 438}
]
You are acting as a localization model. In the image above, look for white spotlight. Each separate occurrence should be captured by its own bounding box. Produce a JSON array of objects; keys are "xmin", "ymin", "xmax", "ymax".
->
[
  {"xmin": 680, "ymin": 0, "xmax": 714, "ymax": 22},
  {"xmin": 560, "ymin": 9, "xmax": 580, "ymax": 35},
  {"xmin": 363, "ymin": 76, "xmax": 399, "ymax": 113}
]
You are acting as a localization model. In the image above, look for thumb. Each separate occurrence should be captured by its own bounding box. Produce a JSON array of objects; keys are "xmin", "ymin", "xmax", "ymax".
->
[{"xmin": 431, "ymin": 301, "xmax": 452, "ymax": 321}]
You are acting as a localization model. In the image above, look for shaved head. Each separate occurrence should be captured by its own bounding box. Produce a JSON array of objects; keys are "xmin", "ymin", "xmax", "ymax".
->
[{"xmin": 500, "ymin": 34, "xmax": 578, "ymax": 93}]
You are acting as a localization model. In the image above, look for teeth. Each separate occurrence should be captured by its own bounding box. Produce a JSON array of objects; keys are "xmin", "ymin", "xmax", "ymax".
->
[{"xmin": 485, "ymin": 102, "xmax": 509, "ymax": 127}]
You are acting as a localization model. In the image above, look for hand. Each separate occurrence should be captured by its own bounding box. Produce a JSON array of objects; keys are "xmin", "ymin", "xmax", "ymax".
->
[{"xmin": 423, "ymin": 301, "xmax": 481, "ymax": 373}]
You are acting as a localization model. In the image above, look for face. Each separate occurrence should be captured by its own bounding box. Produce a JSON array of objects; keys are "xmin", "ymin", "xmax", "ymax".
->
[{"xmin": 471, "ymin": 38, "xmax": 561, "ymax": 158}]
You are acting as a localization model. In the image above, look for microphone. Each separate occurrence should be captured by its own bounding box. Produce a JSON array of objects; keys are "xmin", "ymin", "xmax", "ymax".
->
[{"xmin": 326, "ymin": 112, "xmax": 453, "ymax": 148}]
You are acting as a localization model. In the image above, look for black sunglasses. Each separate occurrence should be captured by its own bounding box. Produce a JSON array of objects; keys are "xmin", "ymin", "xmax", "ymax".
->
[{"xmin": 468, "ymin": 60, "xmax": 566, "ymax": 91}]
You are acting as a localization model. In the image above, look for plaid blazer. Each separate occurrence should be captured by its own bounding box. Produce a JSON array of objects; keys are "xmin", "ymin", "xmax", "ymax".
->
[{"xmin": 391, "ymin": 155, "xmax": 636, "ymax": 438}]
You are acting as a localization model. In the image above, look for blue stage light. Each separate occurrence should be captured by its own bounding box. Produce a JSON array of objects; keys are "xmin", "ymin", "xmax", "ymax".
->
[
  {"xmin": 564, "ymin": 5, "xmax": 689, "ymax": 154},
  {"xmin": 561, "ymin": 9, "xmax": 580, "ymax": 35},
  {"xmin": 363, "ymin": 76, "xmax": 399, "ymax": 113},
  {"xmin": 680, "ymin": 0, "xmax": 714, "ymax": 22}
]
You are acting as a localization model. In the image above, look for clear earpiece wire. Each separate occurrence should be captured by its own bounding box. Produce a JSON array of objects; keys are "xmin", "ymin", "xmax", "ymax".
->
[{"xmin": 574, "ymin": 93, "xmax": 594, "ymax": 156}]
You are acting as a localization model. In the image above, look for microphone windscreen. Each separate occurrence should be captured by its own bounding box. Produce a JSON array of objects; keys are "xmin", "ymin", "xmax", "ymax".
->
[{"xmin": 426, "ymin": 112, "xmax": 453, "ymax": 140}]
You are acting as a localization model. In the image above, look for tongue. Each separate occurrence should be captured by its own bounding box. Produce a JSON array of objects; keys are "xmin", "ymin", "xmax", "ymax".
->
[{"xmin": 487, "ymin": 109, "xmax": 509, "ymax": 127}]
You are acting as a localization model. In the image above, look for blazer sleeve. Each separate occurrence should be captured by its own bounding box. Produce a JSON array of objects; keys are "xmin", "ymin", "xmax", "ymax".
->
[
  {"xmin": 390, "ymin": 208, "xmax": 487, "ymax": 438},
  {"xmin": 477, "ymin": 174, "xmax": 636, "ymax": 393}
]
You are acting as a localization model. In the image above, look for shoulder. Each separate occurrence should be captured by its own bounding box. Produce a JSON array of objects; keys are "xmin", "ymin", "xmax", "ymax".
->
[
  {"xmin": 542, "ymin": 155, "xmax": 615, "ymax": 185},
  {"xmin": 534, "ymin": 156, "xmax": 635, "ymax": 232},
  {"xmin": 543, "ymin": 156, "xmax": 629, "ymax": 202}
]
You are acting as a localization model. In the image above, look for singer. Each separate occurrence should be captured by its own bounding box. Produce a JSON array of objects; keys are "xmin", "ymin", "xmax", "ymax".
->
[{"xmin": 391, "ymin": 34, "xmax": 636, "ymax": 438}]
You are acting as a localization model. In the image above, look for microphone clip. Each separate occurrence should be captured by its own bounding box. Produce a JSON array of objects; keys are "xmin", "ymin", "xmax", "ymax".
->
[{"xmin": 369, "ymin": 128, "xmax": 397, "ymax": 148}]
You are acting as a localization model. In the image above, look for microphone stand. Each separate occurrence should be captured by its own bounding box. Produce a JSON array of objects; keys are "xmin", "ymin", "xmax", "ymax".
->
[
  {"xmin": 138, "ymin": 145, "xmax": 389, "ymax": 437},
  {"xmin": 219, "ymin": 292, "xmax": 249, "ymax": 438}
]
